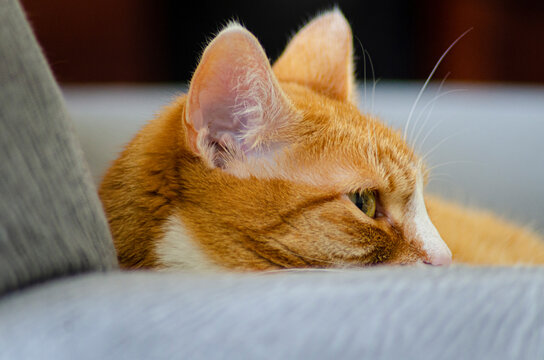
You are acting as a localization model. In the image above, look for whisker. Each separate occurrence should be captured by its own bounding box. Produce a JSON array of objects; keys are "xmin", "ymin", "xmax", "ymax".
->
[
  {"xmin": 363, "ymin": 48, "xmax": 377, "ymax": 114},
  {"xmin": 404, "ymin": 28, "xmax": 473, "ymax": 142},
  {"xmin": 355, "ymin": 35, "xmax": 377, "ymax": 113},
  {"xmin": 427, "ymin": 173, "xmax": 456, "ymax": 187},
  {"xmin": 418, "ymin": 116, "xmax": 445, "ymax": 153},
  {"xmin": 422, "ymin": 130, "xmax": 467, "ymax": 161},
  {"xmin": 359, "ymin": 36, "xmax": 367, "ymax": 110},
  {"xmin": 408, "ymin": 76, "xmax": 445, "ymax": 144},
  {"xmin": 409, "ymin": 71, "xmax": 451, "ymax": 144},
  {"xmin": 372, "ymin": 79, "xmax": 380, "ymax": 114},
  {"xmin": 412, "ymin": 89, "xmax": 465, "ymax": 151},
  {"xmin": 427, "ymin": 160, "xmax": 478, "ymax": 172}
]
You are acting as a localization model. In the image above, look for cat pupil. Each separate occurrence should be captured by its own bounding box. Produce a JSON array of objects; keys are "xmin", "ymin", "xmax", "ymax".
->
[
  {"xmin": 349, "ymin": 191, "xmax": 376, "ymax": 218},
  {"xmin": 356, "ymin": 194, "xmax": 365, "ymax": 211}
]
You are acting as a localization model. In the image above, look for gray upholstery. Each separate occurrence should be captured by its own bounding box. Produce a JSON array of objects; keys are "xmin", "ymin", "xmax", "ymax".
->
[
  {"xmin": 0, "ymin": 0, "xmax": 117, "ymax": 295},
  {"xmin": 1, "ymin": 266, "xmax": 543, "ymax": 360}
]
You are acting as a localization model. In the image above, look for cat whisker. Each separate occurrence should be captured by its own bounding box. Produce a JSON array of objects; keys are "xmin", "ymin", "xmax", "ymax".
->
[
  {"xmin": 427, "ymin": 172, "xmax": 458, "ymax": 188},
  {"xmin": 409, "ymin": 73, "xmax": 463, "ymax": 147},
  {"xmin": 418, "ymin": 103, "xmax": 467, "ymax": 156},
  {"xmin": 363, "ymin": 48, "xmax": 377, "ymax": 114},
  {"xmin": 372, "ymin": 78, "xmax": 380, "ymax": 114},
  {"xmin": 404, "ymin": 28, "xmax": 473, "ymax": 142},
  {"xmin": 427, "ymin": 160, "xmax": 478, "ymax": 172},
  {"xmin": 412, "ymin": 89, "xmax": 466, "ymax": 152},
  {"xmin": 417, "ymin": 117, "xmax": 445, "ymax": 155},
  {"xmin": 354, "ymin": 35, "xmax": 368, "ymax": 111},
  {"xmin": 408, "ymin": 73, "xmax": 449, "ymax": 144},
  {"xmin": 354, "ymin": 36, "xmax": 377, "ymax": 113},
  {"xmin": 422, "ymin": 129, "xmax": 466, "ymax": 161}
]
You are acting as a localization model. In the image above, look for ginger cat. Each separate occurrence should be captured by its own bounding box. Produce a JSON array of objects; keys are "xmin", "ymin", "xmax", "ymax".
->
[{"xmin": 99, "ymin": 10, "xmax": 544, "ymax": 270}]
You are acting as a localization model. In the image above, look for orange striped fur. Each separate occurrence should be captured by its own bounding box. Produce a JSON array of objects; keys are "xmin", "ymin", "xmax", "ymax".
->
[{"xmin": 99, "ymin": 10, "xmax": 544, "ymax": 270}]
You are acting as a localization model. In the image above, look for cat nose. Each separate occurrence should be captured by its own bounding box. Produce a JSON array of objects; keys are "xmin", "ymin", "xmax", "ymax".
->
[{"xmin": 424, "ymin": 249, "xmax": 452, "ymax": 266}]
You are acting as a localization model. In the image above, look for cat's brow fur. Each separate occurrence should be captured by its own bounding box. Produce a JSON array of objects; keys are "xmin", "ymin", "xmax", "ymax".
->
[{"xmin": 99, "ymin": 9, "xmax": 544, "ymax": 270}]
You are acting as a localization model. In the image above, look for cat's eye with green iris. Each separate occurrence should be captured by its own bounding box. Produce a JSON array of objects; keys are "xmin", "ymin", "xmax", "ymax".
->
[{"xmin": 348, "ymin": 190, "xmax": 377, "ymax": 218}]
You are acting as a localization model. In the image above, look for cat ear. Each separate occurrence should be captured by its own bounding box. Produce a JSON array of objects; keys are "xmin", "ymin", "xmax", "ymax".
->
[
  {"xmin": 185, "ymin": 24, "xmax": 297, "ymax": 168},
  {"xmin": 273, "ymin": 9, "xmax": 355, "ymax": 102}
]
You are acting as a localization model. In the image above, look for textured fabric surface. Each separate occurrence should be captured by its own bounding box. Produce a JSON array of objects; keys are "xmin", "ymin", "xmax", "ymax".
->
[
  {"xmin": 0, "ymin": 266, "xmax": 543, "ymax": 360},
  {"xmin": 0, "ymin": 0, "xmax": 117, "ymax": 296}
]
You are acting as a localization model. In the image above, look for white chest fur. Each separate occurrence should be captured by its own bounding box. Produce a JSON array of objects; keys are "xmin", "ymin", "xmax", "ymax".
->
[{"xmin": 156, "ymin": 216, "xmax": 221, "ymax": 271}]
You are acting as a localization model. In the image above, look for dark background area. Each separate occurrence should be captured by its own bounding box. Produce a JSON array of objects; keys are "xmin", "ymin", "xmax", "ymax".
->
[{"xmin": 21, "ymin": 0, "xmax": 544, "ymax": 84}]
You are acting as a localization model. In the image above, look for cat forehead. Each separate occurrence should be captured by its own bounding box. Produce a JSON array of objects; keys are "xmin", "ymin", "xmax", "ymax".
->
[{"xmin": 284, "ymin": 85, "xmax": 420, "ymax": 190}]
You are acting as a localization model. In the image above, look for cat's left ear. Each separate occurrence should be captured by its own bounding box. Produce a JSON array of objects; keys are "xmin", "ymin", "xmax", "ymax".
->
[
  {"xmin": 185, "ymin": 24, "xmax": 297, "ymax": 168},
  {"xmin": 273, "ymin": 9, "xmax": 355, "ymax": 103}
]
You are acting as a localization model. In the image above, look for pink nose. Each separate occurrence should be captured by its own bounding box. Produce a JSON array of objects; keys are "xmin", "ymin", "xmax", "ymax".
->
[{"xmin": 424, "ymin": 251, "xmax": 452, "ymax": 266}]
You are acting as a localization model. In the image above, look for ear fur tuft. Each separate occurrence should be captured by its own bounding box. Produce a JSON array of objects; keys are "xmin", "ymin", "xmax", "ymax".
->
[{"xmin": 185, "ymin": 25, "xmax": 297, "ymax": 169}]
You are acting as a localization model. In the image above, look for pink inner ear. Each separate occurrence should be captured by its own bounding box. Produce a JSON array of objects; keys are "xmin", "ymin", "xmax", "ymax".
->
[
  {"xmin": 186, "ymin": 25, "xmax": 296, "ymax": 166},
  {"xmin": 196, "ymin": 68, "xmax": 262, "ymax": 153},
  {"xmin": 199, "ymin": 87, "xmax": 240, "ymax": 142}
]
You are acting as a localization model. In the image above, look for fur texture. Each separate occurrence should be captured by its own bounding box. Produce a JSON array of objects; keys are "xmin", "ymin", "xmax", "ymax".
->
[{"xmin": 99, "ymin": 10, "xmax": 544, "ymax": 270}]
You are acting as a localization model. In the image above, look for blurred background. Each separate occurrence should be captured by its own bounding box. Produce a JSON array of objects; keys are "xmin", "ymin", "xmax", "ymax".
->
[{"xmin": 21, "ymin": 0, "xmax": 544, "ymax": 84}]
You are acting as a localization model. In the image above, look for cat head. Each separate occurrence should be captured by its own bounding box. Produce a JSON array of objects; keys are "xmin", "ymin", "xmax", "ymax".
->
[{"xmin": 169, "ymin": 9, "xmax": 451, "ymax": 270}]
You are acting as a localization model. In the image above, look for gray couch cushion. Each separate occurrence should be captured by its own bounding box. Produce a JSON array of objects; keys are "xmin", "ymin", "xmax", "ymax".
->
[
  {"xmin": 0, "ymin": 266, "xmax": 543, "ymax": 360},
  {"xmin": 0, "ymin": 0, "xmax": 117, "ymax": 296}
]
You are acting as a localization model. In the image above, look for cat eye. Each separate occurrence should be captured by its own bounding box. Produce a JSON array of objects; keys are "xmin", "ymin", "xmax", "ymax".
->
[{"xmin": 348, "ymin": 190, "xmax": 377, "ymax": 218}]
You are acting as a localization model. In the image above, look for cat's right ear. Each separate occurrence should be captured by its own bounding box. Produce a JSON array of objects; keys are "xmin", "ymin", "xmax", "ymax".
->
[{"xmin": 184, "ymin": 24, "xmax": 297, "ymax": 169}]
